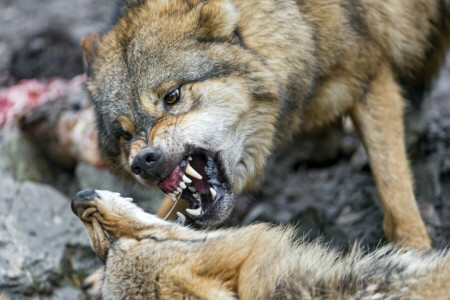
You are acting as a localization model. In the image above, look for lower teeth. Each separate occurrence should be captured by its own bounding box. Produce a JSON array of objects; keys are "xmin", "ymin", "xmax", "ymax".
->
[{"xmin": 186, "ymin": 207, "xmax": 202, "ymax": 216}]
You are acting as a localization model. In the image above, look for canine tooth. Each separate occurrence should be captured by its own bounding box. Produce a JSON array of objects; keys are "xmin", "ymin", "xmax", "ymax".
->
[
  {"xmin": 210, "ymin": 187, "xmax": 216, "ymax": 200},
  {"xmin": 177, "ymin": 212, "xmax": 186, "ymax": 224},
  {"xmin": 187, "ymin": 156, "xmax": 193, "ymax": 161},
  {"xmin": 185, "ymin": 164, "xmax": 202, "ymax": 179},
  {"xmin": 177, "ymin": 187, "xmax": 183, "ymax": 193},
  {"xmin": 180, "ymin": 182, "xmax": 187, "ymax": 189},
  {"xmin": 182, "ymin": 175, "xmax": 192, "ymax": 183},
  {"xmin": 188, "ymin": 186, "xmax": 196, "ymax": 193},
  {"xmin": 192, "ymin": 193, "xmax": 199, "ymax": 199},
  {"xmin": 186, "ymin": 207, "xmax": 202, "ymax": 216}
]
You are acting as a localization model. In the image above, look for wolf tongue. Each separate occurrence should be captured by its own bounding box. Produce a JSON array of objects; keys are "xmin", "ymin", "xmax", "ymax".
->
[{"xmin": 191, "ymin": 177, "xmax": 209, "ymax": 194}]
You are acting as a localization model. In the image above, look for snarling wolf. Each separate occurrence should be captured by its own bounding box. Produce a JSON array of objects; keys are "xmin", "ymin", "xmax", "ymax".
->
[
  {"xmin": 82, "ymin": 0, "xmax": 450, "ymax": 248},
  {"xmin": 72, "ymin": 190, "xmax": 450, "ymax": 299}
]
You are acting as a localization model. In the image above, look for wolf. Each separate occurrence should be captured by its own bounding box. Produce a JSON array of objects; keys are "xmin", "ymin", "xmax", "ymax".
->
[
  {"xmin": 71, "ymin": 189, "xmax": 450, "ymax": 299},
  {"xmin": 81, "ymin": 0, "xmax": 450, "ymax": 249}
]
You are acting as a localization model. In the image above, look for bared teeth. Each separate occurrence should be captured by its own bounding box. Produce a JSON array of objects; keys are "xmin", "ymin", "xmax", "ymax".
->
[
  {"xmin": 185, "ymin": 164, "xmax": 202, "ymax": 180},
  {"xmin": 188, "ymin": 186, "xmax": 196, "ymax": 193},
  {"xmin": 186, "ymin": 207, "xmax": 202, "ymax": 216},
  {"xmin": 174, "ymin": 190, "xmax": 180, "ymax": 195},
  {"xmin": 210, "ymin": 187, "xmax": 216, "ymax": 200},
  {"xmin": 177, "ymin": 212, "xmax": 186, "ymax": 224},
  {"xmin": 180, "ymin": 182, "xmax": 187, "ymax": 189},
  {"xmin": 192, "ymin": 193, "xmax": 199, "ymax": 199},
  {"xmin": 182, "ymin": 175, "xmax": 192, "ymax": 184},
  {"xmin": 177, "ymin": 187, "xmax": 182, "ymax": 193},
  {"xmin": 187, "ymin": 156, "xmax": 193, "ymax": 161},
  {"xmin": 168, "ymin": 193, "xmax": 177, "ymax": 201}
]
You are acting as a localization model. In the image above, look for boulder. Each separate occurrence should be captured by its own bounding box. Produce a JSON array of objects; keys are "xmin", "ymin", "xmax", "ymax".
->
[{"xmin": 0, "ymin": 179, "xmax": 100, "ymax": 298}]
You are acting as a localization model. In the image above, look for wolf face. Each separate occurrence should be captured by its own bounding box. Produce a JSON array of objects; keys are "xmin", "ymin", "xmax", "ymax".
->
[{"xmin": 83, "ymin": 0, "xmax": 281, "ymax": 225}]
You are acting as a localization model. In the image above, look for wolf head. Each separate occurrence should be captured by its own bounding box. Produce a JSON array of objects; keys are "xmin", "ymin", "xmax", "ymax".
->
[{"xmin": 82, "ymin": 0, "xmax": 281, "ymax": 225}]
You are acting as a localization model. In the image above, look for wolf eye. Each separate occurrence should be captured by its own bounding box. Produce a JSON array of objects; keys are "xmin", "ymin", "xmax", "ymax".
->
[
  {"xmin": 121, "ymin": 132, "xmax": 132, "ymax": 141},
  {"xmin": 164, "ymin": 88, "xmax": 180, "ymax": 105}
]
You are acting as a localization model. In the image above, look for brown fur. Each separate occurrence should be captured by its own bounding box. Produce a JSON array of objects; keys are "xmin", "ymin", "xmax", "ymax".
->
[
  {"xmin": 72, "ymin": 190, "xmax": 450, "ymax": 299},
  {"xmin": 82, "ymin": 0, "xmax": 450, "ymax": 249}
]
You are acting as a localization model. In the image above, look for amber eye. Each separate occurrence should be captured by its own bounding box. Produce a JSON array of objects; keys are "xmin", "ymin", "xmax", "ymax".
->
[
  {"xmin": 164, "ymin": 88, "xmax": 180, "ymax": 105},
  {"xmin": 121, "ymin": 132, "xmax": 132, "ymax": 141}
]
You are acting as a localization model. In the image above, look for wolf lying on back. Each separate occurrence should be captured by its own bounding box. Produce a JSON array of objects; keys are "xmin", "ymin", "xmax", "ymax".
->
[
  {"xmin": 72, "ymin": 190, "xmax": 449, "ymax": 299},
  {"xmin": 82, "ymin": 0, "xmax": 450, "ymax": 249}
]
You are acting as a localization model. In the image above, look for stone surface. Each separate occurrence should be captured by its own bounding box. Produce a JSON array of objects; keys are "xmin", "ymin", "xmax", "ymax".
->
[
  {"xmin": 0, "ymin": 127, "xmax": 55, "ymax": 184},
  {"xmin": 0, "ymin": 179, "xmax": 100, "ymax": 298},
  {"xmin": 0, "ymin": 0, "xmax": 114, "ymax": 81}
]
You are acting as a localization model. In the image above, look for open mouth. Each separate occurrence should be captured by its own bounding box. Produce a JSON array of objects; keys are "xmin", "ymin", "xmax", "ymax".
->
[{"xmin": 156, "ymin": 150, "xmax": 232, "ymax": 224}]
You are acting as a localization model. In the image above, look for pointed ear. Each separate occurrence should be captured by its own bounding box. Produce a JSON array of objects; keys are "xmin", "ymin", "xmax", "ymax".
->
[
  {"xmin": 81, "ymin": 33, "xmax": 101, "ymax": 77},
  {"xmin": 199, "ymin": 0, "xmax": 239, "ymax": 39}
]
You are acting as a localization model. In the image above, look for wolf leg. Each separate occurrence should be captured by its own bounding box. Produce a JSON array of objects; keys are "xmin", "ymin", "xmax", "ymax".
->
[{"xmin": 349, "ymin": 65, "xmax": 431, "ymax": 249}]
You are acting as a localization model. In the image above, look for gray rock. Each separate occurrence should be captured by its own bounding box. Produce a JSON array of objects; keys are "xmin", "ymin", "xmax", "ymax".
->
[
  {"xmin": 0, "ymin": 179, "xmax": 98, "ymax": 297},
  {"xmin": 0, "ymin": 0, "xmax": 114, "ymax": 80},
  {"xmin": 0, "ymin": 0, "xmax": 113, "ymax": 56},
  {"xmin": 350, "ymin": 144, "xmax": 369, "ymax": 170},
  {"xmin": 421, "ymin": 54, "xmax": 450, "ymax": 155},
  {"xmin": 0, "ymin": 127, "xmax": 54, "ymax": 184}
]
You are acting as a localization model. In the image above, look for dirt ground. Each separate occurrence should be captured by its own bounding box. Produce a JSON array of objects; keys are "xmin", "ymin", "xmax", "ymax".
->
[{"xmin": 0, "ymin": 0, "xmax": 449, "ymax": 298}]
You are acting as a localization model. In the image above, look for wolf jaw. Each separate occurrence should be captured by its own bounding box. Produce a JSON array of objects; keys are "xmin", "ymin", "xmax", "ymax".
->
[{"xmin": 156, "ymin": 150, "xmax": 234, "ymax": 225}]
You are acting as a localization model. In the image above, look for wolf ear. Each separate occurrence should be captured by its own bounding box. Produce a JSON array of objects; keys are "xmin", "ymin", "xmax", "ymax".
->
[
  {"xmin": 81, "ymin": 33, "xmax": 101, "ymax": 77},
  {"xmin": 199, "ymin": 0, "xmax": 239, "ymax": 39}
]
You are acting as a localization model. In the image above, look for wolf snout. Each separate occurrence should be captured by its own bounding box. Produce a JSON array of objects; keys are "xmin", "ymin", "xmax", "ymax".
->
[
  {"xmin": 131, "ymin": 147, "xmax": 164, "ymax": 178},
  {"xmin": 71, "ymin": 189, "xmax": 99, "ymax": 217}
]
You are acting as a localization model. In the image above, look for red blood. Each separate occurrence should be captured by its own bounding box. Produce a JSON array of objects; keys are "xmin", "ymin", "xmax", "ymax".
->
[{"xmin": 0, "ymin": 74, "xmax": 86, "ymax": 127}]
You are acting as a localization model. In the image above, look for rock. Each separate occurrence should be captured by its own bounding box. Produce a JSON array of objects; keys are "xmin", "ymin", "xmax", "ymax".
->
[
  {"xmin": 350, "ymin": 144, "xmax": 369, "ymax": 171},
  {"xmin": 0, "ymin": 127, "xmax": 54, "ymax": 183},
  {"xmin": 10, "ymin": 30, "xmax": 83, "ymax": 80},
  {"xmin": 236, "ymin": 162, "xmax": 385, "ymax": 249},
  {"xmin": 0, "ymin": 0, "xmax": 114, "ymax": 81},
  {"xmin": 420, "ymin": 53, "xmax": 450, "ymax": 155},
  {"xmin": 50, "ymin": 285, "xmax": 84, "ymax": 300},
  {"xmin": 0, "ymin": 127, "xmax": 74, "ymax": 195},
  {"xmin": 0, "ymin": 179, "xmax": 99, "ymax": 297},
  {"xmin": 420, "ymin": 203, "xmax": 442, "ymax": 227},
  {"xmin": 0, "ymin": 41, "xmax": 12, "ymax": 86}
]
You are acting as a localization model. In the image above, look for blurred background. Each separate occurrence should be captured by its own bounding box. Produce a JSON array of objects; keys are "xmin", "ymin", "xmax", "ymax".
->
[{"xmin": 0, "ymin": 0, "xmax": 449, "ymax": 298}]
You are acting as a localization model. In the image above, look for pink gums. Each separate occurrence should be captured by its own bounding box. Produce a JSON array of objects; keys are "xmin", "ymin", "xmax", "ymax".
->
[{"xmin": 157, "ymin": 165, "xmax": 182, "ymax": 194}]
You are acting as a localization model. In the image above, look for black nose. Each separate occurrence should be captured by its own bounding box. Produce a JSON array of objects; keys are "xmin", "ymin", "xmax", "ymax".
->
[
  {"xmin": 131, "ymin": 148, "xmax": 163, "ymax": 177},
  {"xmin": 71, "ymin": 189, "xmax": 98, "ymax": 216}
]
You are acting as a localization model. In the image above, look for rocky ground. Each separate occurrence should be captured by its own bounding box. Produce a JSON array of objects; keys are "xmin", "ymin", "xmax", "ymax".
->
[{"xmin": 0, "ymin": 0, "xmax": 449, "ymax": 298}]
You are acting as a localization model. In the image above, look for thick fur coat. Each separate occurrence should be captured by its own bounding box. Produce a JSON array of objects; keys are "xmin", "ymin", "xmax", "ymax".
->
[
  {"xmin": 82, "ymin": 0, "xmax": 450, "ymax": 248},
  {"xmin": 72, "ymin": 190, "xmax": 450, "ymax": 299}
]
